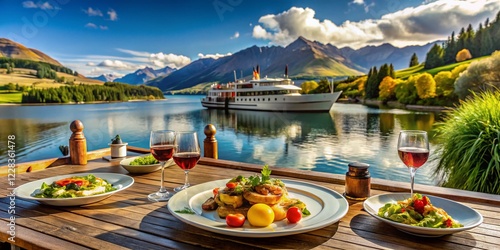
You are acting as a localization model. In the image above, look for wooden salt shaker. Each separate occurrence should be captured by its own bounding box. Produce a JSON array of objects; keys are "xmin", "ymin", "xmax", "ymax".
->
[{"xmin": 344, "ymin": 162, "xmax": 370, "ymax": 200}]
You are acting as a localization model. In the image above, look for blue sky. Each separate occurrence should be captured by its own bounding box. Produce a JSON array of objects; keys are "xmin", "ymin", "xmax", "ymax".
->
[{"xmin": 1, "ymin": 0, "xmax": 499, "ymax": 77}]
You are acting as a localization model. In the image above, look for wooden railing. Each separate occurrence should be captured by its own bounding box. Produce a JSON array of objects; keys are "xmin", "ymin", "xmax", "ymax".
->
[{"xmin": 0, "ymin": 120, "xmax": 219, "ymax": 176}]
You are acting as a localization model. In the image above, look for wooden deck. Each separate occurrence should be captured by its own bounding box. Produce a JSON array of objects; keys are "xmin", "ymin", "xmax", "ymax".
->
[{"xmin": 1, "ymin": 150, "xmax": 499, "ymax": 250}]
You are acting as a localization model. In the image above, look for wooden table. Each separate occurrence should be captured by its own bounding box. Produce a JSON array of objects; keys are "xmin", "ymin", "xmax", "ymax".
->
[{"xmin": 1, "ymin": 157, "xmax": 499, "ymax": 250}]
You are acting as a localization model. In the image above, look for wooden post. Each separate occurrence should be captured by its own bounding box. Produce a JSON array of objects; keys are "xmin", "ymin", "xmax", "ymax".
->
[
  {"xmin": 203, "ymin": 124, "xmax": 218, "ymax": 159},
  {"xmin": 69, "ymin": 120, "xmax": 87, "ymax": 165}
]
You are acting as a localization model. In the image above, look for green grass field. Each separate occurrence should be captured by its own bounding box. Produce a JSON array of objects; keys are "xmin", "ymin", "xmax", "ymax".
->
[
  {"xmin": 395, "ymin": 55, "xmax": 490, "ymax": 79},
  {"xmin": 0, "ymin": 91, "xmax": 22, "ymax": 103}
]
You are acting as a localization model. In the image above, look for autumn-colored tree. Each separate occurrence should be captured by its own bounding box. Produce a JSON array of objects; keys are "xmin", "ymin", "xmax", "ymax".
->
[
  {"xmin": 300, "ymin": 81, "xmax": 319, "ymax": 94},
  {"xmin": 378, "ymin": 76, "xmax": 397, "ymax": 102},
  {"xmin": 451, "ymin": 64, "xmax": 470, "ymax": 79},
  {"xmin": 357, "ymin": 76, "xmax": 367, "ymax": 97},
  {"xmin": 395, "ymin": 76, "xmax": 419, "ymax": 104},
  {"xmin": 433, "ymin": 71, "xmax": 455, "ymax": 97},
  {"xmin": 456, "ymin": 49, "xmax": 472, "ymax": 62},
  {"xmin": 415, "ymin": 73, "xmax": 436, "ymax": 99}
]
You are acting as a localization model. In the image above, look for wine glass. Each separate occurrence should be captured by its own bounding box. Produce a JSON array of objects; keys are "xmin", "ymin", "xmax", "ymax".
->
[
  {"xmin": 148, "ymin": 130, "xmax": 176, "ymax": 202},
  {"xmin": 173, "ymin": 131, "xmax": 201, "ymax": 192},
  {"xmin": 397, "ymin": 130, "xmax": 429, "ymax": 198}
]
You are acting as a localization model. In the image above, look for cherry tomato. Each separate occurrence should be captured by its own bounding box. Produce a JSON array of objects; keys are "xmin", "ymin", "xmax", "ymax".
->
[
  {"xmin": 413, "ymin": 199, "xmax": 425, "ymax": 214},
  {"xmin": 286, "ymin": 207, "xmax": 302, "ymax": 223},
  {"xmin": 226, "ymin": 213, "xmax": 245, "ymax": 227},
  {"xmin": 212, "ymin": 188, "xmax": 219, "ymax": 198},
  {"xmin": 226, "ymin": 182, "xmax": 237, "ymax": 189}
]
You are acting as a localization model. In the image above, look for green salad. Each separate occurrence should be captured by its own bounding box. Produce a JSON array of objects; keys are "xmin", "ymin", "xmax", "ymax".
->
[
  {"xmin": 129, "ymin": 155, "xmax": 159, "ymax": 165},
  {"xmin": 34, "ymin": 174, "xmax": 116, "ymax": 198},
  {"xmin": 378, "ymin": 193, "xmax": 463, "ymax": 228}
]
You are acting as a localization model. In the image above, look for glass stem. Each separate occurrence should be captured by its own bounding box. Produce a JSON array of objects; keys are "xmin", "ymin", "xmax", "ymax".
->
[
  {"xmin": 159, "ymin": 161, "xmax": 166, "ymax": 193},
  {"xmin": 409, "ymin": 167, "xmax": 417, "ymax": 197},
  {"xmin": 184, "ymin": 170, "xmax": 189, "ymax": 187}
]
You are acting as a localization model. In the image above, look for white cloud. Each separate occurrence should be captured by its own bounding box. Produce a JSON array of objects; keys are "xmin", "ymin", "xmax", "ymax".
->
[
  {"xmin": 149, "ymin": 52, "xmax": 191, "ymax": 68},
  {"xmin": 22, "ymin": 1, "xmax": 37, "ymax": 8},
  {"xmin": 86, "ymin": 62, "xmax": 96, "ymax": 66},
  {"xmin": 97, "ymin": 60, "xmax": 138, "ymax": 70},
  {"xmin": 116, "ymin": 48, "xmax": 150, "ymax": 57},
  {"xmin": 230, "ymin": 32, "xmax": 240, "ymax": 39},
  {"xmin": 252, "ymin": 0, "xmax": 500, "ymax": 49},
  {"xmin": 352, "ymin": 0, "xmax": 364, "ymax": 4},
  {"xmin": 107, "ymin": 9, "xmax": 118, "ymax": 21},
  {"xmin": 197, "ymin": 53, "xmax": 232, "ymax": 59},
  {"xmin": 83, "ymin": 7, "xmax": 103, "ymax": 16},
  {"xmin": 22, "ymin": 1, "xmax": 54, "ymax": 10},
  {"xmin": 99, "ymin": 25, "xmax": 108, "ymax": 30},
  {"xmin": 85, "ymin": 23, "xmax": 98, "ymax": 29}
]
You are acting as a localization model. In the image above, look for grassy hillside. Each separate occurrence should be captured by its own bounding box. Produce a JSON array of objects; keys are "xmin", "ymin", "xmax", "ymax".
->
[
  {"xmin": 0, "ymin": 68, "xmax": 105, "ymax": 103},
  {"xmin": 396, "ymin": 55, "xmax": 490, "ymax": 79}
]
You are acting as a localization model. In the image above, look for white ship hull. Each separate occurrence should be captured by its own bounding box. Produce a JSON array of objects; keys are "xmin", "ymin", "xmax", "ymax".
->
[{"xmin": 201, "ymin": 92, "xmax": 341, "ymax": 112}]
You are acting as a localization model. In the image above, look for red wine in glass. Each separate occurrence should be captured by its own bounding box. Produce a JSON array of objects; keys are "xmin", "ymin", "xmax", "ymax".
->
[
  {"xmin": 398, "ymin": 147, "xmax": 429, "ymax": 169},
  {"xmin": 173, "ymin": 152, "xmax": 200, "ymax": 170},
  {"xmin": 151, "ymin": 145, "xmax": 175, "ymax": 162},
  {"xmin": 397, "ymin": 130, "xmax": 429, "ymax": 198},
  {"xmin": 173, "ymin": 131, "xmax": 200, "ymax": 192},
  {"xmin": 148, "ymin": 130, "xmax": 176, "ymax": 202}
]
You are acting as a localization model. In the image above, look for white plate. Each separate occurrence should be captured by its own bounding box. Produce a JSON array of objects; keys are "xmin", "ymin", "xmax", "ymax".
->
[
  {"xmin": 120, "ymin": 155, "xmax": 163, "ymax": 174},
  {"xmin": 167, "ymin": 179, "xmax": 349, "ymax": 238},
  {"xmin": 14, "ymin": 173, "xmax": 134, "ymax": 206},
  {"xmin": 363, "ymin": 193, "xmax": 483, "ymax": 237}
]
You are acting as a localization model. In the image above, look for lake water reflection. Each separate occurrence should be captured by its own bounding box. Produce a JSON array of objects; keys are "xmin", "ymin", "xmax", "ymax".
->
[{"xmin": 0, "ymin": 95, "xmax": 440, "ymax": 185}]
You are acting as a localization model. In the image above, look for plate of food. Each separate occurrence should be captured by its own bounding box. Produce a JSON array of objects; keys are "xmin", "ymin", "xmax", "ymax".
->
[
  {"xmin": 167, "ymin": 166, "xmax": 349, "ymax": 238},
  {"xmin": 119, "ymin": 154, "xmax": 164, "ymax": 174},
  {"xmin": 363, "ymin": 193, "xmax": 483, "ymax": 237},
  {"xmin": 14, "ymin": 173, "xmax": 134, "ymax": 206}
]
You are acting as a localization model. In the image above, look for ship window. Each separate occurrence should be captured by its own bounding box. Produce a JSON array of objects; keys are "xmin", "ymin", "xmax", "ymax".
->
[
  {"xmin": 258, "ymin": 98, "xmax": 260, "ymax": 101},
  {"xmin": 253, "ymin": 98, "xmax": 255, "ymax": 101},
  {"xmin": 275, "ymin": 98, "xmax": 277, "ymax": 101},
  {"xmin": 283, "ymin": 98, "xmax": 286, "ymax": 101},
  {"xmin": 268, "ymin": 98, "xmax": 270, "ymax": 101}
]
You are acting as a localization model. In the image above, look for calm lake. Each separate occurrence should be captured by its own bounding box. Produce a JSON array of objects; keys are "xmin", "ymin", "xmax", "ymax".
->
[{"xmin": 0, "ymin": 95, "xmax": 441, "ymax": 185}]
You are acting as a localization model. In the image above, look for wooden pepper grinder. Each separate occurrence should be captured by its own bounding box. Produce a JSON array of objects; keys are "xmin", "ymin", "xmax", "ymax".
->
[
  {"xmin": 344, "ymin": 162, "xmax": 370, "ymax": 200},
  {"xmin": 69, "ymin": 120, "xmax": 87, "ymax": 165}
]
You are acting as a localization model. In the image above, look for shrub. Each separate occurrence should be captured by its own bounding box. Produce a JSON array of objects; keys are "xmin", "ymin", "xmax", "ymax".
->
[
  {"xmin": 300, "ymin": 81, "xmax": 318, "ymax": 94},
  {"xmin": 450, "ymin": 63, "xmax": 469, "ymax": 79},
  {"xmin": 378, "ymin": 76, "xmax": 397, "ymax": 102},
  {"xmin": 456, "ymin": 49, "xmax": 472, "ymax": 62},
  {"xmin": 455, "ymin": 51, "xmax": 500, "ymax": 100},
  {"xmin": 433, "ymin": 90, "xmax": 500, "ymax": 194},
  {"xmin": 433, "ymin": 71, "xmax": 455, "ymax": 98},
  {"xmin": 395, "ymin": 76, "xmax": 419, "ymax": 104},
  {"xmin": 415, "ymin": 73, "xmax": 436, "ymax": 99}
]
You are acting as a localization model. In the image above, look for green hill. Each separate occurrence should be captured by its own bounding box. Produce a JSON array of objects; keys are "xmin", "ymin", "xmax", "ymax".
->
[{"xmin": 396, "ymin": 55, "xmax": 490, "ymax": 79}]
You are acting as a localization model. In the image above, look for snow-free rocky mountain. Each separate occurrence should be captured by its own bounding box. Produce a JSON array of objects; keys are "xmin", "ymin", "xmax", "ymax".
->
[{"xmin": 147, "ymin": 36, "xmax": 438, "ymax": 91}]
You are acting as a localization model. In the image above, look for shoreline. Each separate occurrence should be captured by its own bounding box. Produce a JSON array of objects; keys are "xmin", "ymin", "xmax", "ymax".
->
[
  {"xmin": 337, "ymin": 98, "xmax": 450, "ymax": 112},
  {"xmin": 0, "ymin": 98, "xmax": 168, "ymax": 106}
]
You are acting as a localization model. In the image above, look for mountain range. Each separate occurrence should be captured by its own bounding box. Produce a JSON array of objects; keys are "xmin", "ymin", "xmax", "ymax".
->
[
  {"xmin": 148, "ymin": 36, "xmax": 438, "ymax": 91},
  {"xmin": 90, "ymin": 66, "xmax": 176, "ymax": 84},
  {"xmin": 0, "ymin": 37, "xmax": 438, "ymax": 91}
]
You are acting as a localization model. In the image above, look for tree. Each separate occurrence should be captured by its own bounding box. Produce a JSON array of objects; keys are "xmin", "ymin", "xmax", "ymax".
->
[
  {"xmin": 389, "ymin": 64, "xmax": 395, "ymax": 79},
  {"xmin": 365, "ymin": 67, "xmax": 379, "ymax": 99},
  {"xmin": 425, "ymin": 44, "xmax": 444, "ymax": 69},
  {"xmin": 300, "ymin": 81, "xmax": 319, "ymax": 94},
  {"xmin": 415, "ymin": 73, "xmax": 436, "ymax": 99},
  {"xmin": 395, "ymin": 76, "xmax": 419, "ymax": 104},
  {"xmin": 434, "ymin": 71, "xmax": 455, "ymax": 97},
  {"xmin": 456, "ymin": 49, "xmax": 472, "ymax": 62},
  {"xmin": 409, "ymin": 53, "xmax": 419, "ymax": 67},
  {"xmin": 455, "ymin": 51, "xmax": 500, "ymax": 99},
  {"xmin": 480, "ymin": 31, "xmax": 493, "ymax": 56},
  {"xmin": 444, "ymin": 32, "xmax": 457, "ymax": 64},
  {"xmin": 378, "ymin": 76, "xmax": 397, "ymax": 102},
  {"xmin": 451, "ymin": 64, "xmax": 469, "ymax": 79},
  {"xmin": 6, "ymin": 83, "xmax": 16, "ymax": 92}
]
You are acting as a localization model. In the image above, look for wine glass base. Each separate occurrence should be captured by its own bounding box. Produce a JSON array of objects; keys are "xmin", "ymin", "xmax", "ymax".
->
[
  {"xmin": 174, "ymin": 185, "xmax": 189, "ymax": 192},
  {"xmin": 148, "ymin": 191, "xmax": 172, "ymax": 202}
]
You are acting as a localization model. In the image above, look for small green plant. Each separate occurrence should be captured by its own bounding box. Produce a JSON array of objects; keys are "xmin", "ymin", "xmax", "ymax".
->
[
  {"xmin": 111, "ymin": 135, "xmax": 123, "ymax": 144},
  {"xmin": 59, "ymin": 145, "xmax": 69, "ymax": 156},
  {"xmin": 432, "ymin": 90, "xmax": 500, "ymax": 194}
]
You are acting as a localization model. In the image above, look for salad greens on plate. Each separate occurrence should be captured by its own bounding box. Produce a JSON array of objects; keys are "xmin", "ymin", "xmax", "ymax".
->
[
  {"xmin": 378, "ymin": 193, "xmax": 463, "ymax": 228},
  {"xmin": 34, "ymin": 174, "xmax": 116, "ymax": 198}
]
